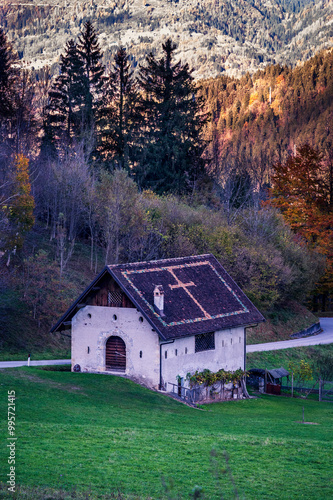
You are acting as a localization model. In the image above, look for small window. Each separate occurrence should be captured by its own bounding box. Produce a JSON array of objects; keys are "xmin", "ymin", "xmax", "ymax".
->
[
  {"xmin": 87, "ymin": 346, "xmax": 90, "ymax": 354},
  {"xmin": 139, "ymin": 351, "xmax": 142, "ymax": 358},
  {"xmin": 87, "ymin": 313, "xmax": 91, "ymax": 319},
  {"xmin": 113, "ymin": 314, "xmax": 117, "ymax": 321},
  {"xmin": 230, "ymin": 338, "xmax": 233, "ymax": 345},
  {"xmin": 185, "ymin": 347, "xmax": 188, "ymax": 354},
  {"xmin": 175, "ymin": 349, "xmax": 178, "ymax": 356},
  {"xmin": 108, "ymin": 290, "xmax": 122, "ymax": 307},
  {"xmin": 195, "ymin": 332, "xmax": 215, "ymax": 353},
  {"xmin": 239, "ymin": 337, "xmax": 241, "ymax": 343},
  {"xmin": 165, "ymin": 350, "xmax": 167, "ymax": 359},
  {"xmin": 222, "ymin": 340, "xmax": 224, "ymax": 347},
  {"xmin": 139, "ymin": 316, "xmax": 144, "ymax": 323}
]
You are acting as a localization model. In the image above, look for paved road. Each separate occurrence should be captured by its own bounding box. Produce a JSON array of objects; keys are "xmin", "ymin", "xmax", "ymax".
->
[
  {"xmin": 247, "ymin": 317, "xmax": 333, "ymax": 352},
  {"xmin": 0, "ymin": 359, "xmax": 71, "ymax": 368},
  {"xmin": 0, "ymin": 319, "xmax": 332, "ymax": 366}
]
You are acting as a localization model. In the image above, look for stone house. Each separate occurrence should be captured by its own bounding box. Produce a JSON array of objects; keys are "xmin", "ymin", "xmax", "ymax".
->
[{"xmin": 51, "ymin": 254, "xmax": 264, "ymax": 391}]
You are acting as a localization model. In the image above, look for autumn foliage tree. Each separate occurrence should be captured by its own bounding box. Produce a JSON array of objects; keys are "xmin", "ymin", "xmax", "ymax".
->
[
  {"xmin": 4, "ymin": 154, "xmax": 35, "ymax": 264},
  {"xmin": 268, "ymin": 144, "xmax": 333, "ymax": 309}
]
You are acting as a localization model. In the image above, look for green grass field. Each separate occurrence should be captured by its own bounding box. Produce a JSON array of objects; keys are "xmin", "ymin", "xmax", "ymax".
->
[
  {"xmin": 247, "ymin": 344, "xmax": 333, "ymax": 372},
  {"xmin": 0, "ymin": 367, "xmax": 333, "ymax": 500}
]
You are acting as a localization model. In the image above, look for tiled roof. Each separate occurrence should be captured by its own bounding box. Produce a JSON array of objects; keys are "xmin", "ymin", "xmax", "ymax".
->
[{"xmin": 109, "ymin": 254, "xmax": 264, "ymax": 340}]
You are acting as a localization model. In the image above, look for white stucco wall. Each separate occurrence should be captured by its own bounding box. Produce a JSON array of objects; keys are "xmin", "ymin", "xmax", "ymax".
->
[
  {"xmin": 71, "ymin": 306, "xmax": 160, "ymax": 388},
  {"xmin": 160, "ymin": 327, "xmax": 245, "ymax": 390},
  {"xmin": 71, "ymin": 306, "xmax": 245, "ymax": 392}
]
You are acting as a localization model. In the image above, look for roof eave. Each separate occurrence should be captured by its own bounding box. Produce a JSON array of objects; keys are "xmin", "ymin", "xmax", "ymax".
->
[
  {"xmin": 51, "ymin": 266, "xmax": 167, "ymax": 341},
  {"xmin": 50, "ymin": 266, "xmax": 111, "ymax": 333}
]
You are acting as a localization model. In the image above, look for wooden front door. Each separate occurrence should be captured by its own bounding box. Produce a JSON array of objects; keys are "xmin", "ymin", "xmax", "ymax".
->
[{"xmin": 105, "ymin": 336, "xmax": 126, "ymax": 372}]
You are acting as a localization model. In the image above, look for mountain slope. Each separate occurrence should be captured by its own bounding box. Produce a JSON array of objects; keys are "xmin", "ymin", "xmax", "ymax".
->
[
  {"xmin": 1, "ymin": 0, "xmax": 333, "ymax": 78},
  {"xmin": 200, "ymin": 47, "xmax": 333, "ymax": 172}
]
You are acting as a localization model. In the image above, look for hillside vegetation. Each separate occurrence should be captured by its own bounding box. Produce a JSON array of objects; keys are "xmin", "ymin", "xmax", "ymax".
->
[
  {"xmin": 247, "ymin": 302, "xmax": 319, "ymax": 344},
  {"xmin": 247, "ymin": 344, "xmax": 333, "ymax": 376},
  {"xmin": 0, "ymin": 191, "xmax": 321, "ymax": 360},
  {"xmin": 0, "ymin": 367, "xmax": 332, "ymax": 499},
  {"xmin": 201, "ymin": 48, "xmax": 333, "ymax": 173},
  {"xmin": 1, "ymin": 0, "xmax": 332, "ymax": 78}
]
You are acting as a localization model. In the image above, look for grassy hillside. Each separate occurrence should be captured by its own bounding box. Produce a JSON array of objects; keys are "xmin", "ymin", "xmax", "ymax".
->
[
  {"xmin": 247, "ymin": 344, "xmax": 333, "ymax": 374},
  {"xmin": 247, "ymin": 302, "xmax": 319, "ymax": 344},
  {"xmin": 0, "ymin": 367, "xmax": 332, "ymax": 499},
  {"xmin": 0, "ymin": 227, "xmax": 104, "ymax": 361}
]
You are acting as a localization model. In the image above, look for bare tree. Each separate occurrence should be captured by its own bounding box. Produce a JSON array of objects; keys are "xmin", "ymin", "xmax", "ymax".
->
[{"xmin": 35, "ymin": 140, "xmax": 93, "ymax": 272}]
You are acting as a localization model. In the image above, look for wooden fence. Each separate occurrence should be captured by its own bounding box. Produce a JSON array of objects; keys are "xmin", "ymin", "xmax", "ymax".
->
[
  {"xmin": 319, "ymin": 380, "xmax": 333, "ymax": 402},
  {"xmin": 281, "ymin": 379, "xmax": 333, "ymax": 401}
]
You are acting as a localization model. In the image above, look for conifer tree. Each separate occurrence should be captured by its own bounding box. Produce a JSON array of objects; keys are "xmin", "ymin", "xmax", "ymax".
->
[
  {"xmin": 45, "ymin": 39, "xmax": 88, "ymax": 148},
  {"xmin": 0, "ymin": 29, "xmax": 35, "ymax": 164},
  {"xmin": 0, "ymin": 27, "xmax": 18, "ymax": 121},
  {"xmin": 97, "ymin": 47, "xmax": 140, "ymax": 171},
  {"xmin": 77, "ymin": 21, "xmax": 104, "ymax": 132},
  {"xmin": 137, "ymin": 39, "xmax": 209, "ymax": 194}
]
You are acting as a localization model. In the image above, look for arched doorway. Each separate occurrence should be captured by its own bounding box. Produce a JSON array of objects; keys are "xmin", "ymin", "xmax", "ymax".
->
[{"xmin": 105, "ymin": 336, "xmax": 126, "ymax": 372}]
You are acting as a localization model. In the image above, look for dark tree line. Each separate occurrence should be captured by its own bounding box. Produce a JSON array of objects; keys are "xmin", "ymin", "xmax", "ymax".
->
[{"xmin": 40, "ymin": 22, "xmax": 209, "ymax": 195}]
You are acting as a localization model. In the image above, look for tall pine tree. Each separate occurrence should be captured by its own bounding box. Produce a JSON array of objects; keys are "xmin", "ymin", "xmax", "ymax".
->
[
  {"xmin": 97, "ymin": 47, "xmax": 140, "ymax": 171},
  {"xmin": 137, "ymin": 39, "xmax": 209, "ymax": 194},
  {"xmin": 0, "ymin": 27, "xmax": 18, "ymax": 121},
  {"xmin": 0, "ymin": 29, "xmax": 35, "ymax": 164},
  {"xmin": 44, "ymin": 39, "xmax": 88, "ymax": 150},
  {"xmin": 77, "ymin": 21, "xmax": 104, "ymax": 133}
]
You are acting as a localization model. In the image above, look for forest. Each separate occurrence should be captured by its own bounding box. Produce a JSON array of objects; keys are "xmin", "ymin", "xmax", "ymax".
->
[
  {"xmin": 0, "ymin": 21, "xmax": 332, "ymax": 351},
  {"xmin": 1, "ymin": 0, "xmax": 332, "ymax": 79}
]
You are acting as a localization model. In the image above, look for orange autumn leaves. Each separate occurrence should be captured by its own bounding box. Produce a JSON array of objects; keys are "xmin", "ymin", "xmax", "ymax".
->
[
  {"xmin": 6, "ymin": 154, "xmax": 35, "ymax": 252},
  {"xmin": 268, "ymin": 144, "xmax": 333, "ymax": 295}
]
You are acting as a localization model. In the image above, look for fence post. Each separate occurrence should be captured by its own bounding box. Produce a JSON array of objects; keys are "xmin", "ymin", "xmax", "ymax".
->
[
  {"xmin": 319, "ymin": 379, "xmax": 322, "ymax": 402},
  {"xmin": 291, "ymin": 372, "xmax": 294, "ymax": 398},
  {"xmin": 265, "ymin": 369, "xmax": 267, "ymax": 393}
]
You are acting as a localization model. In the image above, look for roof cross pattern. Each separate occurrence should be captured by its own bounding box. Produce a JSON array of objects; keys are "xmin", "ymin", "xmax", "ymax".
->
[
  {"xmin": 51, "ymin": 254, "xmax": 265, "ymax": 340},
  {"xmin": 121, "ymin": 260, "xmax": 249, "ymax": 327}
]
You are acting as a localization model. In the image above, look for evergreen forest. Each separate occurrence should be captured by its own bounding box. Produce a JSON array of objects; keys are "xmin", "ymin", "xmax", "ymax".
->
[{"xmin": 0, "ymin": 22, "xmax": 333, "ymax": 354}]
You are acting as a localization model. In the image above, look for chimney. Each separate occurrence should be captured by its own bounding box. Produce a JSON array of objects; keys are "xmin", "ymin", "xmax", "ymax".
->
[{"xmin": 154, "ymin": 285, "xmax": 165, "ymax": 316}]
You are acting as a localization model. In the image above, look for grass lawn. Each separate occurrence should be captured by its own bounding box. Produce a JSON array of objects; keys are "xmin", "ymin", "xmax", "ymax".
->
[
  {"xmin": 247, "ymin": 344, "xmax": 333, "ymax": 372},
  {"xmin": 0, "ymin": 367, "xmax": 332, "ymax": 500},
  {"xmin": 0, "ymin": 349, "xmax": 71, "ymax": 362}
]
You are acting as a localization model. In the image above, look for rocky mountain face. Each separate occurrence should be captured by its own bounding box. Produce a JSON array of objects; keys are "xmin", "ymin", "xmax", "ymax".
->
[{"xmin": 1, "ymin": 0, "xmax": 333, "ymax": 78}]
